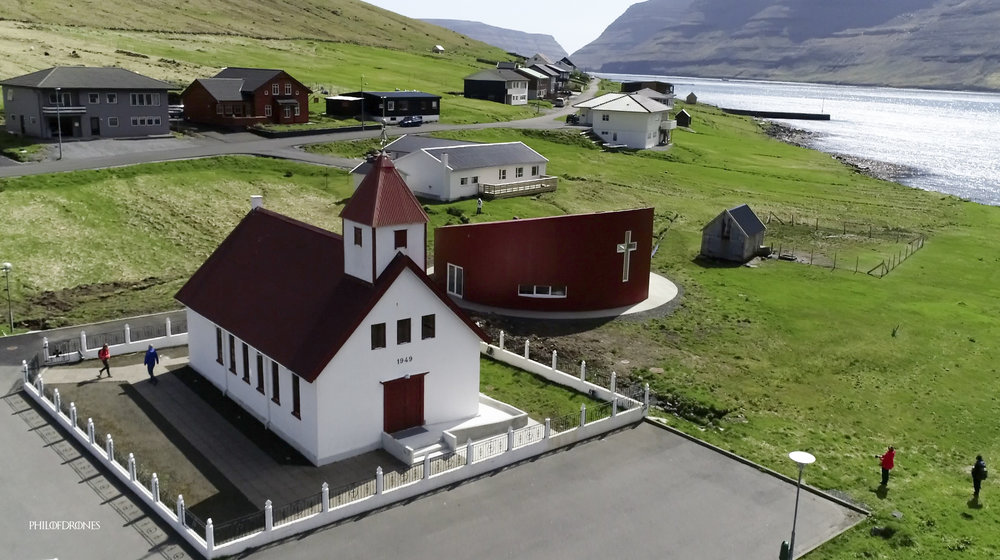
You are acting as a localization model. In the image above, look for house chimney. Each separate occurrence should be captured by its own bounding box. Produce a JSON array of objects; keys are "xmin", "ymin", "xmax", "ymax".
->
[
  {"xmin": 441, "ymin": 152, "xmax": 449, "ymax": 169},
  {"xmin": 250, "ymin": 195, "xmax": 263, "ymax": 210}
]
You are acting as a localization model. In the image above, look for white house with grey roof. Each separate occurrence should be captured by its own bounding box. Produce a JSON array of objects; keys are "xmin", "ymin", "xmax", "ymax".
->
[
  {"xmin": 1, "ymin": 66, "xmax": 172, "ymax": 139},
  {"xmin": 349, "ymin": 135, "xmax": 482, "ymax": 188},
  {"xmin": 391, "ymin": 141, "xmax": 555, "ymax": 201},
  {"xmin": 574, "ymin": 92, "xmax": 677, "ymax": 149}
]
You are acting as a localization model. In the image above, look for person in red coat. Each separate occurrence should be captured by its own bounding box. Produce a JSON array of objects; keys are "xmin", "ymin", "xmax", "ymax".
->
[
  {"xmin": 97, "ymin": 344, "xmax": 111, "ymax": 378},
  {"xmin": 879, "ymin": 446, "xmax": 895, "ymax": 486}
]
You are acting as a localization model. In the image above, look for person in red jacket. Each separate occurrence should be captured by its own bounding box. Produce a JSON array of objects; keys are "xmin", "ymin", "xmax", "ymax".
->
[
  {"xmin": 879, "ymin": 446, "xmax": 895, "ymax": 486},
  {"xmin": 97, "ymin": 344, "xmax": 111, "ymax": 378}
]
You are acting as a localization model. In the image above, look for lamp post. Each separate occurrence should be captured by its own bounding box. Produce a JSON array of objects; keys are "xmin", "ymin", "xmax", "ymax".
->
[
  {"xmin": 1, "ymin": 262, "xmax": 12, "ymax": 333},
  {"xmin": 360, "ymin": 74, "xmax": 366, "ymax": 132},
  {"xmin": 786, "ymin": 451, "xmax": 816, "ymax": 560},
  {"xmin": 55, "ymin": 87, "xmax": 63, "ymax": 160},
  {"xmin": 379, "ymin": 95, "xmax": 388, "ymax": 148}
]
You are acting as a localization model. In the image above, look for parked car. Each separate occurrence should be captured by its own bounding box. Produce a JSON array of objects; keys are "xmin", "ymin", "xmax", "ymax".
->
[
  {"xmin": 399, "ymin": 115, "xmax": 423, "ymax": 127},
  {"xmin": 553, "ymin": 97, "xmax": 565, "ymax": 107}
]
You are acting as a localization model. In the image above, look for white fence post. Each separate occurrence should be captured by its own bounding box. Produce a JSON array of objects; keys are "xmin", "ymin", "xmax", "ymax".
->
[
  {"xmin": 124, "ymin": 323, "xmax": 131, "ymax": 344},
  {"xmin": 151, "ymin": 473, "xmax": 160, "ymax": 503},
  {"xmin": 128, "ymin": 453, "xmax": 137, "ymax": 482},
  {"xmin": 205, "ymin": 518, "xmax": 215, "ymax": 552},
  {"xmin": 644, "ymin": 383, "xmax": 650, "ymax": 410},
  {"xmin": 466, "ymin": 439, "xmax": 473, "ymax": 465},
  {"xmin": 524, "ymin": 339, "xmax": 530, "ymax": 359},
  {"xmin": 544, "ymin": 418, "xmax": 551, "ymax": 439},
  {"xmin": 423, "ymin": 454, "xmax": 431, "ymax": 480},
  {"xmin": 35, "ymin": 374, "xmax": 43, "ymax": 396},
  {"xmin": 375, "ymin": 467, "xmax": 384, "ymax": 495},
  {"xmin": 264, "ymin": 500, "xmax": 273, "ymax": 531},
  {"xmin": 611, "ymin": 372, "xmax": 618, "ymax": 417},
  {"xmin": 580, "ymin": 404, "xmax": 586, "ymax": 427},
  {"xmin": 507, "ymin": 426, "xmax": 514, "ymax": 452},
  {"xmin": 53, "ymin": 388, "xmax": 61, "ymax": 412},
  {"xmin": 322, "ymin": 483, "xmax": 330, "ymax": 513},
  {"xmin": 21, "ymin": 359, "xmax": 28, "ymax": 384},
  {"xmin": 580, "ymin": 360, "xmax": 586, "ymax": 382},
  {"xmin": 42, "ymin": 337, "xmax": 50, "ymax": 361},
  {"xmin": 69, "ymin": 402, "xmax": 77, "ymax": 427},
  {"xmin": 499, "ymin": 330, "xmax": 505, "ymax": 351},
  {"xmin": 80, "ymin": 331, "xmax": 87, "ymax": 357},
  {"xmin": 551, "ymin": 350, "xmax": 557, "ymax": 371},
  {"xmin": 87, "ymin": 418, "xmax": 95, "ymax": 445},
  {"xmin": 105, "ymin": 434, "xmax": 114, "ymax": 463},
  {"xmin": 166, "ymin": 317, "xmax": 173, "ymax": 336},
  {"xmin": 176, "ymin": 495, "xmax": 185, "ymax": 527}
]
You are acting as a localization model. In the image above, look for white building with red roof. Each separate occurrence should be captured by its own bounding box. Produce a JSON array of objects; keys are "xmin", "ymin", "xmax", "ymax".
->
[{"xmin": 176, "ymin": 155, "xmax": 489, "ymax": 466}]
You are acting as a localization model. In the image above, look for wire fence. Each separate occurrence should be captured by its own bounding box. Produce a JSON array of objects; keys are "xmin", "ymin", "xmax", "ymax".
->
[
  {"xmin": 273, "ymin": 491, "xmax": 324, "ymax": 527},
  {"xmin": 328, "ymin": 479, "xmax": 377, "ymax": 510},
  {"xmin": 213, "ymin": 509, "xmax": 267, "ymax": 545}
]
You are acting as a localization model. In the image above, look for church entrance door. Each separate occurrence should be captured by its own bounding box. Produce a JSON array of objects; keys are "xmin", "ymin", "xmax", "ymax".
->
[{"xmin": 382, "ymin": 373, "xmax": 426, "ymax": 434}]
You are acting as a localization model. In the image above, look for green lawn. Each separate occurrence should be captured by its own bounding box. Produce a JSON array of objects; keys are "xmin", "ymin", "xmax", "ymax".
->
[{"xmin": 480, "ymin": 357, "xmax": 604, "ymax": 428}]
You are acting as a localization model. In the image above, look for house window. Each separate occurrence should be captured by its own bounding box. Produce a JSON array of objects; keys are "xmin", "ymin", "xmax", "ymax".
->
[
  {"xmin": 228, "ymin": 335, "xmax": 236, "ymax": 373},
  {"xmin": 387, "ymin": 100, "xmax": 395, "ymax": 111},
  {"xmin": 518, "ymin": 284, "xmax": 568, "ymax": 298},
  {"xmin": 108, "ymin": 117, "xmax": 119, "ymax": 127},
  {"xmin": 371, "ymin": 323, "xmax": 386, "ymax": 349},
  {"xmin": 531, "ymin": 165, "xmax": 539, "ymax": 176},
  {"xmin": 291, "ymin": 375, "xmax": 301, "ymax": 419},
  {"xmin": 498, "ymin": 169, "xmax": 506, "ymax": 180},
  {"xmin": 354, "ymin": 226, "xmax": 363, "ymax": 246},
  {"xmin": 256, "ymin": 354, "xmax": 265, "ymax": 394},
  {"xmin": 283, "ymin": 106, "xmax": 291, "ymax": 118},
  {"xmin": 285, "ymin": 83, "xmax": 292, "ymax": 95},
  {"xmin": 294, "ymin": 105, "xmax": 300, "ymax": 116},
  {"xmin": 602, "ymin": 114, "xmax": 610, "ymax": 121},
  {"xmin": 264, "ymin": 104, "xmax": 272, "ymax": 117},
  {"xmin": 397, "ymin": 318, "xmax": 411, "ymax": 345},
  {"xmin": 421, "ymin": 314, "xmax": 435, "ymax": 339},
  {"xmin": 272, "ymin": 83, "xmax": 280, "ymax": 95},
  {"xmin": 130, "ymin": 92, "xmax": 160, "ymax": 106},
  {"xmin": 471, "ymin": 176, "xmax": 478, "ymax": 184},
  {"xmin": 216, "ymin": 328, "xmax": 224, "ymax": 364},
  {"xmin": 431, "ymin": 100, "xmax": 437, "ymax": 109},
  {"xmin": 88, "ymin": 93, "xmax": 99, "ymax": 104},
  {"xmin": 516, "ymin": 167, "xmax": 524, "ymax": 178},
  {"xmin": 217, "ymin": 104, "xmax": 223, "ymax": 115},
  {"xmin": 271, "ymin": 361, "xmax": 280, "ymax": 404},
  {"xmin": 106, "ymin": 92, "xmax": 117, "ymax": 104},
  {"xmin": 447, "ymin": 263, "xmax": 464, "ymax": 297},
  {"xmin": 460, "ymin": 177, "xmax": 468, "ymax": 185},
  {"xmin": 394, "ymin": 229, "xmax": 407, "ymax": 249},
  {"xmin": 242, "ymin": 343, "xmax": 250, "ymax": 384},
  {"xmin": 5, "ymin": 89, "xmax": 11, "ymax": 101}
]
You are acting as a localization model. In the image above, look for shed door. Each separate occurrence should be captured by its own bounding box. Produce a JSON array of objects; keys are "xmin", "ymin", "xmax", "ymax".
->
[{"xmin": 382, "ymin": 373, "xmax": 425, "ymax": 434}]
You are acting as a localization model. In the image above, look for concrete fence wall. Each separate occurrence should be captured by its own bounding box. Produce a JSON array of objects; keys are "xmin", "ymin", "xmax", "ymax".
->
[{"xmin": 43, "ymin": 316, "xmax": 187, "ymax": 365}]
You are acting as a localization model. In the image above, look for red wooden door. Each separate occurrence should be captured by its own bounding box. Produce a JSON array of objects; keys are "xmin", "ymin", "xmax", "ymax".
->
[{"xmin": 382, "ymin": 374, "xmax": 425, "ymax": 434}]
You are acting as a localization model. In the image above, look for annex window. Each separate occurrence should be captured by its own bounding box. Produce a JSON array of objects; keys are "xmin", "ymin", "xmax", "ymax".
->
[
  {"xmin": 516, "ymin": 167, "xmax": 524, "ymax": 178},
  {"xmin": 447, "ymin": 263, "xmax": 464, "ymax": 297},
  {"xmin": 471, "ymin": 176, "xmax": 479, "ymax": 184},
  {"xmin": 271, "ymin": 361, "xmax": 281, "ymax": 404},
  {"xmin": 421, "ymin": 314, "xmax": 435, "ymax": 340},
  {"xmin": 371, "ymin": 323, "xmax": 386, "ymax": 349},
  {"xmin": 272, "ymin": 83, "xmax": 280, "ymax": 95},
  {"xmin": 228, "ymin": 335, "xmax": 236, "ymax": 374},
  {"xmin": 291, "ymin": 375, "xmax": 301, "ymax": 419},
  {"xmin": 108, "ymin": 117, "xmax": 119, "ymax": 127},
  {"xmin": 354, "ymin": 226, "xmax": 363, "ymax": 246},
  {"xmin": 518, "ymin": 284, "xmax": 568, "ymax": 298},
  {"xmin": 106, "ymin": 92, "xmax": 117, "ymax": 104},
  {"xmin": 242, "ymin": 343, "xmax": 250, "ymax": 384},
  {"xmin": 216, "ymin": 328, "xmax": 224, "ymax": 364},
  {"xmin": 601, "ymin": 114, "xmax": 610, "ymax": 121},
  {"xmin": 460, "ymin": 177, "xmax": 468, "ymax": 185},
  {"xmin": 394, "ymin": 229, "xmax": 407, "ymax": 249},
  {"xmin": 256, "ymin": 353, "xmax": 265, "ymax": 394},
  {"xmin": 285, "ymin": 82, "xmax": 292, "ymax": 95},
  {"xmin": 264, "ymin": 104, "xmax": 272, "ymax": 117},
  {"xmin": 88, "ymin": 93, "xmax": 99, "ymax": 104},
  {"xmin": 531, "ymin": 165, "xmax": 539, "ymax": 176},
  {"xmin": 498, "ymin": 169, "xmax": 506, "ymax": 180},
  {"xmin": 397, "ymin": 318, "xmax": 411, "ymax": 345}
]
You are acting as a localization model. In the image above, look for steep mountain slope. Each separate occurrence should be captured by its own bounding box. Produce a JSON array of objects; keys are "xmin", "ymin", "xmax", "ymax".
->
[
  {"xmin": 572, "ymin": 0, "xmax": 1000, "ymax": 90},
  {"xmin": 422, "ymin": 19, "xmax": 567, "ymax": 59}
]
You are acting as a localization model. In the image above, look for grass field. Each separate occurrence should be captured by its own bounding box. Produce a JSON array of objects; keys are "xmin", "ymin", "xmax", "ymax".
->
[{"xmin": 4, "ymin": 99, "xmax": 1000, "ymax": 557}]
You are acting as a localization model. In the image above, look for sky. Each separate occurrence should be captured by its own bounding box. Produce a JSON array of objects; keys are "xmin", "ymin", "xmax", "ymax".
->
[{"xmin": 363, "ymin": 0, "xmax": 644, "ymax": 55}]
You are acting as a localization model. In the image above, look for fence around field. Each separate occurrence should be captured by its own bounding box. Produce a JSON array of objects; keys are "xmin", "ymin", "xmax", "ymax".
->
[
  {"xmin": 41, "ymin": 313, "xmax": 188, "ymax": 368},
  {"xmin": 20, "ymin": 333, "xmax": 648, "ymax": 559}
]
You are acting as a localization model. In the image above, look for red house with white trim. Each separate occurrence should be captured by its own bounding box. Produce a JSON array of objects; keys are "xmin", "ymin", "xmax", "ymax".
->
[
  {"xmin": 433, "ymin": 208, "xmax": 654, "ymax": 312},
  {"xmin": 176, "ymin": 155, "xmax": 488, "ymax": 466},
  {"xmin": 180, "ymin": 67, "xmax": 311, "ymax": 128}
]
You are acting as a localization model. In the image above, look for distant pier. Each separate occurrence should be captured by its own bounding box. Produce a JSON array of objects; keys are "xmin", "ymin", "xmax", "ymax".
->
[{"xmin": 721, "ymin": 108, "xmax": 830, "ymax": 120}]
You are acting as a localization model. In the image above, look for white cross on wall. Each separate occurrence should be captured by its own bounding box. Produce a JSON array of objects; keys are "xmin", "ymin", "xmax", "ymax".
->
[{"xmin": 617, "ymin": 230, "xmax": 637, "ymax": 282}]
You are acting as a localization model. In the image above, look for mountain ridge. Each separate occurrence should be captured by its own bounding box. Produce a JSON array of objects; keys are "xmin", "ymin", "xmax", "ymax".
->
[{"xmin": 422, "ymin": 19, "xmax": 567, "ymax": 60}]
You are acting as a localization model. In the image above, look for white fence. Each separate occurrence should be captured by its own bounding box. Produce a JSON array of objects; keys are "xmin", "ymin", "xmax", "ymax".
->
[
  {"xmin": 43, "ymin": 315, "xmax": 187, "ymax": 365},
  {"xmin": 21, "ymin": 334, "xmax": 647, "ymax": 559}
]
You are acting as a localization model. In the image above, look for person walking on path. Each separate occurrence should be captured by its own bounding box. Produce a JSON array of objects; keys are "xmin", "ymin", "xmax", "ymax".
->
[
  {"xmin": 972, "ymin": 455, "xmax": 988, "ymax": 499},
  {"xmin": 97, "ymin": 344, "xmax": 111, "ymax": 378},
  {"xmin": 476, "ymin": 197, "xmax": 483, "ymax": 215},
  {"xmin": 879, "ymin": 446, "xmax": 895, "ymax": 486},
  {"xmin": 144, "ymin": 345, "xmax": 159, "ymax": 385}
]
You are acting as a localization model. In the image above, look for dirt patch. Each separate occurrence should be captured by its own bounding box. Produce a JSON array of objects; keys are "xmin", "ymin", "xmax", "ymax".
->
[{"xmin": 23, "ymin": 276, "xmax": 175, "ymax": 329}]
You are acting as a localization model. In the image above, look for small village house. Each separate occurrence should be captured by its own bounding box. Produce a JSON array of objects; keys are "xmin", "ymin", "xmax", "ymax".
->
[
  {"xmin": 700, "ymin": 204, "xmax": 767, "ymax": 263},
  {"xmin": 686, "ymin": 92, "xmax": 698, "ymax": 104},
  {"xmin": 622, "ymin": 80, "xmax": 674, "ymax": 96},
  {"xmin": 514, "ymin": 67, "xmax": 551, "ymax": 100},
  {"xmin": 1, "ymin": 66, "xmax": 172, "ymax": 139},
  {"xmin": 181, "ymin": 67, "xmax": 311, "ymax": 128},
  {"xmin": 573, "ymin": 92, "xmax": 676, "ymax": 149},
  {"xmin": 528, "ymin": 64, "xmax": 560, "ymax": 97},
  {"xmin": 349, "ymin": 135, "xmax": 480, "ymax": 187},
  {"xmin": 676, "ymin": 109, "xmax": 692, "ymax": 128},
  {"xmin": 176, "ymin": 156, "xmax": 488, "ymax": 466},
  {"xmin": 463, "ymin": 69, "xmax": 528, "ymax": 105}
]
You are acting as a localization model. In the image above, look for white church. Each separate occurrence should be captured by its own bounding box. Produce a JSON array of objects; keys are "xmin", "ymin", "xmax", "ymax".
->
[{"xmin": 176, "ymin": 155, "xmax": 489, "ymax": 466}]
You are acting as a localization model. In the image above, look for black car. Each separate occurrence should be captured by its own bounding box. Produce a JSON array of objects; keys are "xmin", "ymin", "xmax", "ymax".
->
[{"xmin": 399, "ymin": 115, "xmax": 423, "ymax": 127}]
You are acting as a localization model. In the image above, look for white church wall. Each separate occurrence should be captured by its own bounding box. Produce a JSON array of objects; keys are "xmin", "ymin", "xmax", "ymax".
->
[
  {"xmin": 186, "ymin": 309, "xmax": 230, "ymax": 394},
  {"xmin": 342, "ymin": 218, "xmax": 375, "ymax": 283},
  {"xmin": 373, "ymin": 223, "xmax": 425, "ymax": 274}
]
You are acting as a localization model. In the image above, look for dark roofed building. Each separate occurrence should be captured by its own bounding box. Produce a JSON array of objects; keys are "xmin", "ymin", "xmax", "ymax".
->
[
  {"xmin": 463, "ymin": 69, "xmax": 528, "ymax": 105},
  {"xmin": 181, "ymin": 67, "xmax": 310, "ymax": 128},
  {"xmin": 700, "ymin": 204, "xmax": 767, "ymax": 263}
]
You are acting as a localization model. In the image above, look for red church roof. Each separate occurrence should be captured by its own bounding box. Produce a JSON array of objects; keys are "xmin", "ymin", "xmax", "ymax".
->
[
  {"xmin": 176, "ymin": 208, "xmax": 486, "ymax": 382},
  {"xmin": 340, "ymin": 155, "xmax": 427, "ymax": 227}
]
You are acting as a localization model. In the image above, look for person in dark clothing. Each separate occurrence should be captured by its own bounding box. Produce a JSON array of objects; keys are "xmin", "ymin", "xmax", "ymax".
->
[
  {"xmin": 144, "ymin": 345, "xmax": 159, "ymax": 384},
  {"xmin": 972, "ymin": 455, "xmax": 988, "ymax": 499},
  {"xmin": 97, "ymin": 344, "xmax": 111, "ymax": 378},
  {"xmin": 879, "ymin": 446, "xmax": 895, "ymax": 486}
]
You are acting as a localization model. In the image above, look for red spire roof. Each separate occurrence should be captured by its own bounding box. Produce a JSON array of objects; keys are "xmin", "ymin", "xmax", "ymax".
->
[{"xmin": 340, "ymin": 154, "xmax": 428, "ymax": 227}]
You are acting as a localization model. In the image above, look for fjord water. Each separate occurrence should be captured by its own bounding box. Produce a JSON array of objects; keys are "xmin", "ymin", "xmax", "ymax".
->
[{"xmin": 601, "ymin": 73, "xmax": 1000, "ymax": 206}]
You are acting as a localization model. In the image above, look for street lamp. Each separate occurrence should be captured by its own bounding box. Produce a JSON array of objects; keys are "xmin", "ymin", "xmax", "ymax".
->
[
  {"xmin": 1, "ymin": 262, "xmax": 12, "ymax": 333},
  {"xmin": 786, "ymin": 451, "xmax": 816, "ymax": 560},
  {"xmin": 55, "ymin": 87, "xmax": 63, "ymax": 160},
  {"xmin": 360, "ymin": 74, "xmax": 367, "ymax": 132}
]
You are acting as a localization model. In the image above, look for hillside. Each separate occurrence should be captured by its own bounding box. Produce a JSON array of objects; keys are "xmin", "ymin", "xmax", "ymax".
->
[
  {"xmin": 572, "ymin": 0, "xmax": 1000, "ymax": 91},
  {"xmin": 422, "ymin": 19, "xmax": 567, "ymax": 60}
]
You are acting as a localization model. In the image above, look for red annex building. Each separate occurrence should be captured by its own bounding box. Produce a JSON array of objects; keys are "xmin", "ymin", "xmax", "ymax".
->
[
  {"xmin": 181, "ymin": 67, "xmax": 310, "ymax": 128},
  {"xmin": 433, "ymin": 208, "xmax": 654, "ymax": 312}
]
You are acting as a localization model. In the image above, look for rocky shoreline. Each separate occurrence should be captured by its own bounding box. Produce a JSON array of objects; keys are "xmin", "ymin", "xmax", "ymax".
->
[{"xmin": 762, "ymin": 121, "xmax": 921, "ymax": 184}]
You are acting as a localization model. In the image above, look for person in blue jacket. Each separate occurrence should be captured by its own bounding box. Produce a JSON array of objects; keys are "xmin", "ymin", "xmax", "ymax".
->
[{"xmin": 144, "ymin": 345, "xmax": 159, "ymax": 385}]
